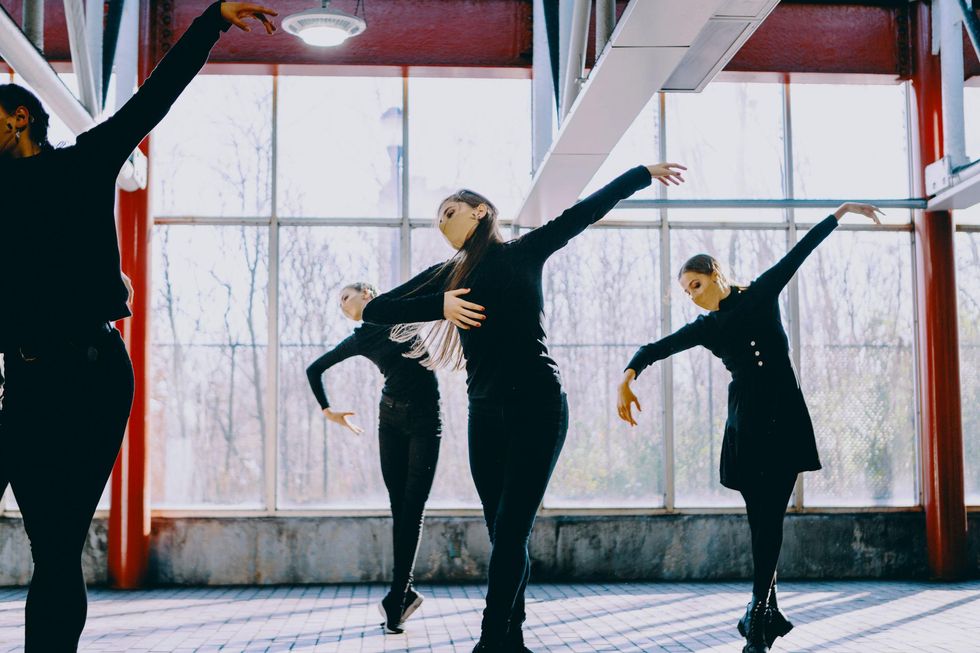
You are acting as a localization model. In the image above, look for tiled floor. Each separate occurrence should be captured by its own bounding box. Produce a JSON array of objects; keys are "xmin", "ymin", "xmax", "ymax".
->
[{"xmin": 0, "ymin": 581, "xmax": 977, "ymax": 652}]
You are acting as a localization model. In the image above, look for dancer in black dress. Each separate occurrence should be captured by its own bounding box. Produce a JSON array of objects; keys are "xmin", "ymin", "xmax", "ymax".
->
[
  {"xmin": 0, "ymin": 4, "xmax": 276, "ymax": 650},
  {"xmin": 618, "ymin": 203, "xmax": 883, "ymax": 653},
  {"xmin": 362, "ymin": 162, "xmax": 687, "ymax": 652},
  {"xmin": 306, "ymin": 282, "xmax": 441, "ymax": 633}
]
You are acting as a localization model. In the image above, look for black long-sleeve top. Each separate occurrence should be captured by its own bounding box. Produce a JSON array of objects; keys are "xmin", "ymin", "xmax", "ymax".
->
[
  {"xmin": 305, "ymin": 322, "xmax": 439, "ymax": 410},
  {"xmin": 363, "ymin": 166, "xmax": 654, "ymax": 400},
  {"xmin": 626, "ymin": 214, "xmax": 838, "ymax": 488},
  {"xmin": 0, "ymin": 2, "xmax": 230, "ymax": 349},
  {"xmin": 626, "ymin": 214, "xmax": 839, "ymax": 380}
]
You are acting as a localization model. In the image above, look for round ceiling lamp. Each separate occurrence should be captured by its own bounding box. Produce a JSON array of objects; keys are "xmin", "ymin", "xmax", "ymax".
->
[{"xmin": 282, "ymin": 1, "xmax": 367, "ymax": 48}]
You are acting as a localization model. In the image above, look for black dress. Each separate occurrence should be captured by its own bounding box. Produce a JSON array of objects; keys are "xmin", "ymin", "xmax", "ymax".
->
[{"xmin": 627, "ymin": 215, "xmax": 839, "ymax": 490}]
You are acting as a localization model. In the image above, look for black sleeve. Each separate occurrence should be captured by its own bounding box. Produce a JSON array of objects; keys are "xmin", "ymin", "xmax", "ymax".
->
[
  {"xmin": 306, "ymin": 335, "xmax": 361, "ymax": 410},
  {"xmin": 514, "ymin": 166, "xmax": 653, "ymax": 260},
  {"xmin": 75, "ymin": 1, "xmax": 230, "ymax": 170},
  {"xmin": 361, "ymin": 263, "xmax": 447, "ymax": 326},
  {"xmin": 626, "ymin": 316, "xmax": 708, "ymax": 379},
  {"xmin": 752, "ymin": 214, "xmax": 839, "ymax": 298}
]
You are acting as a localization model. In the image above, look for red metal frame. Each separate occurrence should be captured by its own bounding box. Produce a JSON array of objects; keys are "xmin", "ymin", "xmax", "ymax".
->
[
  {"xmin": 909, "ymin": 1, "xmax": 968, "ymax": 580},
  {"xmin": 108, "ymin": 0, "xmax": 153, "ymax": 589}
]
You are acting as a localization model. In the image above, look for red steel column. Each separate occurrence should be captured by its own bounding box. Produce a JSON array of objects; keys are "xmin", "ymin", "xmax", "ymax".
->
[
  {"xmin": 909, "ymin": 0, "xmax": 968, "ymax": 580},
  {"xmin": 109, "ymin": 0, "xmax": 153, "ymax": 589}
]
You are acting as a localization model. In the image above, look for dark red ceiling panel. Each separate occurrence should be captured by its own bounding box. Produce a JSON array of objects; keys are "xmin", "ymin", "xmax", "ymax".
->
[{"xmin": 0, "ymin": 1, "xmax": 977, "ymax": 79}]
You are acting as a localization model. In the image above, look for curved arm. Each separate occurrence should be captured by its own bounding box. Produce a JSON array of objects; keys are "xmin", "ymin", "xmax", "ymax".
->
[
  {"xmin": 306, "ymin": 335, "xmax": 360, "ymax": 409},
  {"xmin": 361, "ymin": 263, "xmax": 447, "ymax": 326},
  {"xmin": 625, "ymin": 316, "xmax": 707, "ymax": 379},
  {"xmin": 514, "ymin": 166, "xmax": 653, "ymax": 260},
  {"xmin": 75, "ymin": 1, "xmax": 230, "ymax": 170},
  {"xmin": 751, "ymin": 214, "xmax": 838, "ymax": 298}
]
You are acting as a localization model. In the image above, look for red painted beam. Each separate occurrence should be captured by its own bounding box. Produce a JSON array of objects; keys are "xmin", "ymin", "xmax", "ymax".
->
[
  {"xmin": 108, "ymin": 0, "xmax": 152, "ymax": 590},
  {"xmin": 908, "ymin": 1, "xmax": 968, "ymax": 581},
  {"xmin": 2, "ymin": 1, "xmax": 978, "ymax": 78}
]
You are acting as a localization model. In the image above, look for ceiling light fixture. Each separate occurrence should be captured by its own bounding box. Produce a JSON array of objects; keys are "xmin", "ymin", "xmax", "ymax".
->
[{"xmin": 282, "ymin": 0, "xmax": 367, "ymax": 48}]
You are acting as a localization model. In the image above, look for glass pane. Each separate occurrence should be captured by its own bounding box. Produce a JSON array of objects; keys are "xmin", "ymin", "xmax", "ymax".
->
[
  {"xmin": 277, "ymin": 226, "xmax": 400, "ymax": 508},
  {"xmin": 409, "ymin": 230, "xmax": 481, "ymax": 508},
  {"xmin": 277, "ymin": 77, "xmax": 403, "ymax": 219},
  {"xmin": 670, "ymin": 229, "xmax": 787, "ymax": 507},
  {"xmin": 583, "ymin": 94, "xmax": 661, "ymax": 203},
  {"xmin": 796, "ymin": 207, "xmax": 911, "ymax": 227},
  {"xmin": 150, "ymin": 225, "xmax": 268, "ymax": 508},
  {"xmin": 791, "ymin": 83, "xmax": 910, "ymax": 199},
  {"xmin": 668, "ymin": 208, "xmax": 786, "ymax": 224},
  {"xmin": 665, "ymin": 83, "xmax": 785, "ymax": 200},
  {"xmin": 408, "ymin": 77, "xmax": 532, "ymax": 222},
  {"xmin": 957, "ymin": 231, "xmax": 980, "ymax": 504},
  {"xmin": 799, "ymin": 231, "xmax": 916, "ymax": 506},
  {"xmin": 543, "ymin": 228, "xmax": 665, "ymax": 507},
  {"xmin": 966, "ymin": 85, "xmax": 980, "ymax": 163},
  {"xmin": 151, "ymin": 75, "xmax": 272, "ymax": 218},
  {"xmin": 955, "ymin": 203, "xmax": 980, "ymax": 226}
]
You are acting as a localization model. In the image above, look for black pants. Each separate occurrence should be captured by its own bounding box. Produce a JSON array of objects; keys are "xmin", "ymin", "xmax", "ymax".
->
[
  {"xmin": 468, "ymin": 388, "xmax": 569, "ymax": 638},
  {"xmin": 0, "ymin": 328, "xmax": 134, "ymax": 652},
  {"xmin": 739, "ymin": 469, "xmax": 798, "ymax": 599},
  {"xmin": 377, "ymin": 392, "xmax": 441, "ymax": 602}
]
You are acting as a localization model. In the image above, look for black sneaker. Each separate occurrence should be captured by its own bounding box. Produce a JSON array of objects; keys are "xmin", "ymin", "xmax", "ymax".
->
[
  {"xmin": 401, "ymin": 587, "xmax": 424, "ymax": 623},
  {"xmin": 378, "ymin": 592, "xmax": 404, "ymax": 634},
  {"xmin": 506, "ymin": 627, "xmax": 534, "ymax": 652}
]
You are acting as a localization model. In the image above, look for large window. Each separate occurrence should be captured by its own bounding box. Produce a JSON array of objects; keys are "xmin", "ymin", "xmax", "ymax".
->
[
  {"xmin": 957, "ymin": 213, "xmax": 980, "ymax": 505},
  {"xmin": 151, "ymin": 77, "xmax": 922, "ymax": 511}
]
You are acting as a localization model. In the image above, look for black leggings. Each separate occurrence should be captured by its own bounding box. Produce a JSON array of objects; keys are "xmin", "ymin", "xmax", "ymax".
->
[
  {"xmin": 377, "ymin": 393, "xmax": 441, "ymax": 601},
  {"xmin": 739, "ymin": 470, "xmax": 798, "ymax": 599},
  {"xmin": 0, "ymin": 328, "xmax": 134, "ymax": 652},
  {"xmin": 468, "ymin": 389, "xmax": 568, "ymax": 638}
]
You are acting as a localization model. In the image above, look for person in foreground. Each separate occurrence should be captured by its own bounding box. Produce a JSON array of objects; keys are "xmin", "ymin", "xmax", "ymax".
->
[
  {"xmin": 0, "ymin": 3, "xmax": 276, "ymax": 650},
  {"xmin": 362, "ymin": 162, "xmax": 687, "ymax": 652}
]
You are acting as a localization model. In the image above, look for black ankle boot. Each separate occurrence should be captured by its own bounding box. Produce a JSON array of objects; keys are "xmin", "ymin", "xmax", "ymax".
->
[
  {"xmin": 378, "ymin": 592, "xmax": 405, "ymax": 634},
  {"xmin": 765, "ymin": 582, "xmax": 793, "ymax": 647},
  {"xmin": 505, "ymin": 626, "xmax": 534, "ymax": 652},
  {"xmin": 740, "ymin": 595, "xmax": 769, "ymax": 653}
]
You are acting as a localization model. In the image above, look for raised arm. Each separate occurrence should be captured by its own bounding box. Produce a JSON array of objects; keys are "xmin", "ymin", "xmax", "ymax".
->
[
  {"xmin": 515, "ymin": 164, "xmax": 683, "ymax": 260},
  {"xmin": 361, "ymin": 264, "xmax": 449, "ymax": 326},
  {"xmin": 752, "ymin": 202, "xmax": 883, "ymax": 299},
  {"xmin": 76, "ymin": 2, "xmax": 276, "ymax": 170},
  {"xmin": 305, "ymin": 335, "xmax": 361, "ymax": 410},
  {"xmin": 618, "ymin": 317, "xmax": 708, "ymax": 426}
]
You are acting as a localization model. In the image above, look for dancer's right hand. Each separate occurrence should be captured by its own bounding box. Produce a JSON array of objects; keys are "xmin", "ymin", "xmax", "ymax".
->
[
  {"xmin": 645, "ymin": 162, "xmax": 687, "ymax": 186},
  {"xmin": 444, "ymin": 289, "xmax": 485, "ymax": 330},
  {"xmin": 323, "ymin": 408, "xmax": 364, "ymax": 435},
  {"xmin": 221, "ymin": 3, "xmax": 278, "ymax": 34},
  {"xmin": 617, "ymin": 370, "xmax": 641, "ymax": 426}
]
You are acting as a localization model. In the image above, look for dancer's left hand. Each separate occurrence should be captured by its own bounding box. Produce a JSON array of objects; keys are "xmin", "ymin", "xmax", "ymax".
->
[
  {"xmin": 833, "ymin": 203, "xmax": 883, "ymax": 223},
  {"xmin": 221, "ymin": 3, "xmax": 278, "ymax": 34}
]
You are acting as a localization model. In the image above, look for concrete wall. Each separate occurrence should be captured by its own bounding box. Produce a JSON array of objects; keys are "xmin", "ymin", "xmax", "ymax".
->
[{"xmin": 0, "ymin": 512, "xmax": 976, "ymax": 586}]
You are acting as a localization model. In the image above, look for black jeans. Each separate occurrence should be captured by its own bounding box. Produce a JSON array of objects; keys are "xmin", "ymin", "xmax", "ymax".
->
[
  {"xmin": 468, "ymin": 388, "xmax": 569, "ymax": 638},
  {"xmin": 0, "ymin": 327, "xmax": 134, "ymax": 652},
  {"xmin": 378, "ymin": 392, "xmax": 441, "ymax": 602},
  {"xmin": 739, "ymin": 469, "xmax": 798, "ymax": 599}
]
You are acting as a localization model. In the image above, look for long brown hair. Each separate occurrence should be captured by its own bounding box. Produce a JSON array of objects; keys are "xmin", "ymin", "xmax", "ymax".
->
[
  {"xmin": 391, "ymin": 189, "xmax": 504, "ymax": 370},
  {"xmin": 678, "ymin": 253, "xmax": 730, "ymax": 285}
]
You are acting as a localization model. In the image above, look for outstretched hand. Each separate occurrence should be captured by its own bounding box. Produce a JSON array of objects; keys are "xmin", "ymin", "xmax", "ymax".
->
[
  {"xmin": 616, "ymin": 373, "xmax": 642, "ymax": 427},
  {"xmin": 323, "ymin": 408, "xmax": 364, "ymax": 435},
  {"xmin": 221, "ymin": 3, "xmax": 278, "ymax": 34},
  {"xmin": 646, "ymin": 162, "xmax": 687, "ymax": 187},
  {"xmin": 834, "ymin": 202, "xmax": 884, "ymax": 224}
]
